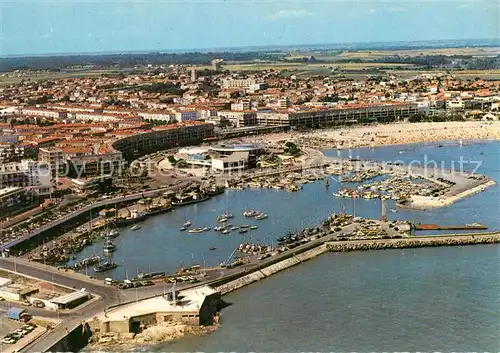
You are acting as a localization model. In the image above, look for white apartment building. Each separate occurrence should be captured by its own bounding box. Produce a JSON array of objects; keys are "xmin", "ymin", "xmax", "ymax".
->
[
  {"xmin": 175, "ymin": 111, "xmax": 198, "ymax": 122},
  {"xmin": 0, "ymin": 161, "xmax": 52, "ymax": 196},
  {"xmin": 138, "ymin": 111, "xmax": 176, "ymax": 123},
  {"xmin": 68, "ymin": 112, "xmax": 123, "ymax": 122},
  {"xmin": 230, "ymin": 100, "xmax": 252, "ymax": 111},
  {"xmin": 197, "ymin": 109, "xmax": 219, "ymax": 120},
  {"xmin": 221, "ymin": 78, "xmax": 256, "ymax": 89},
  {"xmin": 278, "ymin": 97, "xmax": 291, "ymax": 109},
  {"xmin": 21, "ymin": 108, "xmax": 62, "ymax": 119},
  {"xmin": 446, "ymin": 100, "xmax": 465, "ymax": 110}
]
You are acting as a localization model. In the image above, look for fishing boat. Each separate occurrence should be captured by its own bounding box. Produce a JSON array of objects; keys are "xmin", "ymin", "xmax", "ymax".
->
[
  {"xmin": 188, "ymin": 228, "xmax": 204, "ymax": 234},
  {"xmin": 240, "ymin": 224, "xmax": 249, "ymax": 229},
  {"xmin": 182, "ymin": 220, "xmax": 192, "ymax": 227},
  {"xmin": 130, "ymin": 224, "xmax": 141, "ymax": 231},
  {"xmin": 172, "ymin": 195, "xmax": 209, "ymax": 207},
  {"xmin": 222, "ymin": 212, "xmax": 234, "ymax": 219},
  {"xmin": 103, "ymin": 240, "xmax": 116, "ymax": 254},
  {"xmin": 209, "ymin": 246, "xmax": 217, "ymax": 251},
  {"xmin": 216, "ymin": 216, "xmax": 228, "ymax": 223},
  {"xmin": 243, "ymin": 210, "xmax": 259, "ymax": 218},
  {"xmin": 94, "ymin": 261, "xmax": 118, "ymax": 272},
  {"xmin": 255, "ymin": 213, "xmax": 268, "ymax": 220},
  {"xmin": 239, "ymin": 228, "xmax": 248, "ymax": 234}
]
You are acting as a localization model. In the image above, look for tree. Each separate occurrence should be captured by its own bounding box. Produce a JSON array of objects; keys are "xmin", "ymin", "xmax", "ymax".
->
[
  {"xmin": 284, "ymin": 141, "xmax": 300, "ymax": 156},
  {"xmin": 408, "ymin": 114, "xmax": 424, "ymax": 123}
]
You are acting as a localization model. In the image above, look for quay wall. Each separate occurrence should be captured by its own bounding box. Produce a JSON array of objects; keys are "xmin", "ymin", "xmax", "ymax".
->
[
  {"xmin": 214, "ymin": 233, "xmax": 499, "ymax": 295},
  {"xmin": 215, "ymin": 244, "xmax": 328, "ymax": 295},
  {"xmin": 45, "ymin": 323, "xmax": 92, "ymax": 353},
  {"xmin": 325, "ymin": 233, "xmax": 500, "ymax": 252},
  {"xmin": 407, "ymin": 179, "xmax": 496, "ymax": 209}
]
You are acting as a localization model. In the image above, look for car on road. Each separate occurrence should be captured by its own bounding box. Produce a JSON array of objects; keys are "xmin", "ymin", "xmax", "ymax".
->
[
  {"xmin": 32, "ymin": 300, "xmax": 45, "ymax": 308},
  {"xmin": 22, "ymin": 324, "xmax": 35, "ymax": 332},
  {"xmin": 258, "ymin": 254, "xmax": 270, "ymax": 260},
  {"xmin": 11, "ymin": 332, "xmax": 23, "ymax": 339}
]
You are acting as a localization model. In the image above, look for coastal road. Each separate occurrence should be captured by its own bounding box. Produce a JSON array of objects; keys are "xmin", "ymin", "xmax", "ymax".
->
[
  {"xmin": 0, "ymin": 257, "xmax": 117, "ymax": 299},
  {"xmin": 0, "ymin": 258, "xmax": 120, "ymax": 353},
  {"xmin": 1, "ymin": 183, "xmax": 193, "ymax": 251}
]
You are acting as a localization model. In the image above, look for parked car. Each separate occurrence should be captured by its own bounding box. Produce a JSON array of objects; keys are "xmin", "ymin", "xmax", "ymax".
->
[
  {"xmin": 2, "ymin": 337, "xmax": 16, "ymax": 344},
  {"xmin": 32, "ymin": 300, "xmax": 45, "ymax": 308},
  {"xmin": 11, "ymin": 332, "xmax": 23, "ymax": 339}
]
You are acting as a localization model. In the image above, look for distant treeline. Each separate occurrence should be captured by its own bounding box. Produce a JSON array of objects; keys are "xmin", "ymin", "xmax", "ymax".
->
[
  {"xmin": 336, "ymin": 55, "xmax": 500, "ymax": 70},
  {"xmin": 0, "ymin": 51, "xmax": 284, "ymax": 72}
]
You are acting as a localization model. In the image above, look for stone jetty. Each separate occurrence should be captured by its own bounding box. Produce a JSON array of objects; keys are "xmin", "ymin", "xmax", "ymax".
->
[{"xmin": 326, "ymin": 233, "xmax": 500, "ymax": 252}]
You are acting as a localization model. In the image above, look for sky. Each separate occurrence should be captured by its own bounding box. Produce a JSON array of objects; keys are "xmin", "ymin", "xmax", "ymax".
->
[{"xmin": 0, "ymin": 0, "xmax": 498, "ymax": 56}]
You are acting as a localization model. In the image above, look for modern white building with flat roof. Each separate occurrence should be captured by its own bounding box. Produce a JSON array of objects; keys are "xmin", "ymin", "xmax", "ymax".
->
[{"xmin": 98, "ymin": 286, "xmax": 220, "ymax": 334}]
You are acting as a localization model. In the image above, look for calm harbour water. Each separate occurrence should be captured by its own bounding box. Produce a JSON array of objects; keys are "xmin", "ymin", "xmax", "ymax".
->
[
  {"xmin": 73, "ymin": 140, "xmax": 500, "ymax": 279},
  {"xmin": 84, "ymin": 140, "xmax": 500, "ymax": 351}
]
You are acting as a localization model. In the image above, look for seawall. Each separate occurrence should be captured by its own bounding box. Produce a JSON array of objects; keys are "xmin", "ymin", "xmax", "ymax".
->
[
  {"xmin": 45, "ymin": 323, "xmax": 93, "ymax": 352},
  {"xmin": 325, "ymin": 233, "xmax": 500, "ymax": 252},
  {"xmin": 405, "ymin": 179, "xmax": 496, "ymax": 209},
  {"xmin": 214, "ymin": 233, "xmax": 500, "ymax": 295},
  {"xmin": 215, "ymin": 244, "xmax": 328, "ymax": 295}
]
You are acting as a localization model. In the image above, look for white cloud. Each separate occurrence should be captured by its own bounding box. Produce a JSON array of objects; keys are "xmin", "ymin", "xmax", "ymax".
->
[{"xmin": 267, "ymin": 9, "xmax": 313, "ymax": 19}]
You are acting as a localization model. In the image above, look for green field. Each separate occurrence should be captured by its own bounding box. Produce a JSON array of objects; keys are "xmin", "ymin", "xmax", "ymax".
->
[{"xmin": 0, "ymin": 69, "xmax": 127, "ymax": 87}]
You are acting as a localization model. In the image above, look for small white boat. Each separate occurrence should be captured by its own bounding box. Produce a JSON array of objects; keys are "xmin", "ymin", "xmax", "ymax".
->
[
  {"xmin": 255, "ymin": 213, "xmax": 268, "ymax": 220},
  {"xmin": 222, "ymin": 212, "xmax": 234, "ymax": 219},
  {"xmin": 243, "ymin": 210, "xmax": 259, "ymax": 218},
  {"xmin": 202, "ymin": 226, "xmax": 211, "ymax": 231},
  {"xmin": 179, "ymin": 226, "xmax": 187, "ymax": 231},
  {"xmin": 217, "ymin": 217, "xmax": 228, "ymax": 223},
  {"xmin": 183, "ymin": 220, "xmax": 192, "ymax": 227},
  {"xmin": 222, "ymin": 229, "xmax": 230, "ymax": 234},
  {"xmin": 250, "ymin": 225, "xmax": 258, "ymax": 230},
  {"xmin": 108, "ymin": 229, "xmax": 119, "ymax": 237},
  {"xmin": 130, "ymin": 225, "xmax": 141, "ymax": 231},
  {"xmin": 188, "ymin": 228, "xmax": 204, "ymax": 234}
]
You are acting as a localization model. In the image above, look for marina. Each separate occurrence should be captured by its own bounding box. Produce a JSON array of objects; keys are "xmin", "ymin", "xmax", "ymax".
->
[
  {"xmin": 3, "ymin": 140, "xmax": 499, "ymax": 353},
  {"xmin": 30, "ymin": 140, "xmax": 498, "ymax": 281}
]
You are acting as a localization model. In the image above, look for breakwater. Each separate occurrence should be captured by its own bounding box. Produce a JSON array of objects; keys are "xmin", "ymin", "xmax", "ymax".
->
[
  {"xmin": 325, "ymin": 233, "xmax": 500, "ymax": 252},
  {"xmin": 406, "ymin": 179, "xmax": 497, "ymax": 209},
  {"xmin": 214, "ymin": 244, "xmax": 328, "ymax": 295},
  {"xmin": 214, "ymin": 233, "xmax": 500, "ymax": 295}
]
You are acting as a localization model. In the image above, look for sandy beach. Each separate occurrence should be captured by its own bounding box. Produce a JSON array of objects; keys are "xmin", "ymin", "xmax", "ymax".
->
[{"xmin": 253, "ymin": 121, "xmax": 500, "ymax": 149}]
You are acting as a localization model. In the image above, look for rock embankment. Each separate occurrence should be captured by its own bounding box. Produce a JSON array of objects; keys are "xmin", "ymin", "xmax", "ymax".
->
[
  {"xmin": 87, "ymin": 320, "xmax": 219, "ymax": 350},
  {"xmin": 326, "ymin": 234, "xmax": 500, "ymax": 252}
]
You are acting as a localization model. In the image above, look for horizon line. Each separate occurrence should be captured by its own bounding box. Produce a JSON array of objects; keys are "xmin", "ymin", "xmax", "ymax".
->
[{"xmin": 1, "ymin": 37, "xmax": 499, "ymax": 59}]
